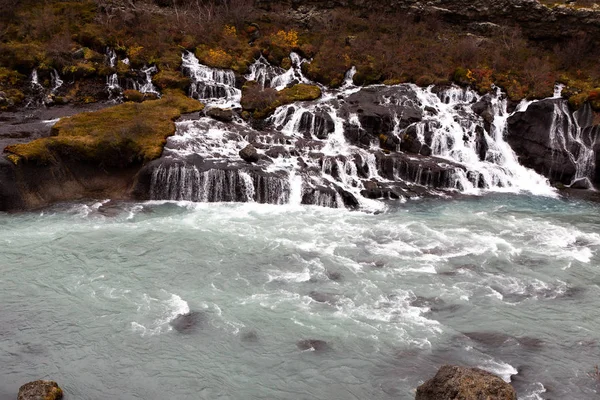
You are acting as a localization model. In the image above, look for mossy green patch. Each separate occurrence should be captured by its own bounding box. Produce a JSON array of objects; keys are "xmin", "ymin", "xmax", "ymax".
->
[{"xmin": 5, "ymin": 90, "xmax": 204, "ymax": 166}]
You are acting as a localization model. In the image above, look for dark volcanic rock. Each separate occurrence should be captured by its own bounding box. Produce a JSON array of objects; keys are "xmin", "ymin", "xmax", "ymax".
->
[
  {"xmin": 297, "ymin": 339, "xmax": 329, "ymax": 352},
  {"xmin": 239, "ymin": 144, "xmax": 260, "ymax": 163},
  {"xmin": 0, "ymin": 158, "xmax": 24, "ymax": 211},
  {"xmin": 416, "ymin": 365, "xmax": 517, "ymax": 400},
  {"xmin": 341, "ymin": 86, "xmax": 423, "ymax": 140},
  {"xmin": 506, "ymin": 99, "xmax": 578, "ymax": 184},
  {"xmin": 206, "ymin": 107, "xmax": 234, "ymax": 122},
  {"xmin": 170, "ymin": 311, "xmax": 204, "ymax": 333},
  {"xmin": 18, "ymin": 380, "xmax": 63, "ymax": 400},
  {"xmin": 298, "ymin": 110, "xmax": 335, "ymax": 139}
]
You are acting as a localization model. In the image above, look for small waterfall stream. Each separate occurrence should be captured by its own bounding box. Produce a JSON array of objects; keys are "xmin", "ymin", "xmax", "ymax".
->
[{"xmin": 143, "ymin": 53, "xmax": 597, "ymax": 208}]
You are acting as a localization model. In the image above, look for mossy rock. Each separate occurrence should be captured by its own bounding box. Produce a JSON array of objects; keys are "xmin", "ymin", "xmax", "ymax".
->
[
  {"xmin": 0, "ymin": 68, "xmax": 25, "ymax": 88},
  {"xmin": 5, "ymin": 90, "xmax": 203, "ymax": 167},
  {"xmin": 278, "ymin": 84, "xmax": 321, "ymax": 102},
  {"xmin": 153, "ymin": 70, "xmax": 191, "ymax": 90},
  {"xmin": 241, "ymin": 82, "xmax": 321, "ymax": 119},
  {"xmin": 82, "ymin": 47, "xmax": 104, "ymax": 63},
  {"xmin": 353, "ymin": 63, "xmax": 382, "ymax": 86},
  {"xmin": 123, "ymin": 90, "xmax": 146, "ymax": 103},
  {"xmin": 62, "ymin": 62, "xmax": 97, "ymax": 79}
]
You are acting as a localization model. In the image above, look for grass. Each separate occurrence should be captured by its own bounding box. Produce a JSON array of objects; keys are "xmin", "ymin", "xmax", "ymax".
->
[{"xmin": 5, "ymin": 90, "xmax": 203, "ymax": 166}]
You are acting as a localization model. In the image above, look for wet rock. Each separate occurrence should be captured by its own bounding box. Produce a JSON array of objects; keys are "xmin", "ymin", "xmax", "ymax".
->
[
  {"xmin": 18, "ymin": 380, "xmax": 63, "ymax": 400},
  {"xmin": 309, "ymin": 290, "xmax": 336, "ymax": 303},
  {"xmin": 474, "ymin": 125, "xmax": 489, "ymax": 161},
  {"xmin": 206, "ymin": 107, "xmax": 234, "ymax": 123},
  {"xmin": 170, "ymin": 311, "xmax": 204, "ymax": 333},
  {"xmin": 569, "ymin": 177, "xmax": 592, "ymax": 189},
  {"xmin": 298, "ymin": 110, "xmax": 335, "ymax": 139},
  {"xmin": 326, "ymin": 270, "xmax": 342, "ymax": 281},
  {"xmin": 297, "ymin": 339, "xmax": 329, "ymax": 352},
  {"xmin": 506, "ymin": 99, "xmax": 578, "ymax": 184},
  {"xmin": 240, "ymin": 329, "xmax": 259, "ymax": 342},
  {"xmin": 416, "ymin": 365, "xmax": 517, "ymax": 400},
  {"xmin": 400, "ymin": 125, "xmax": 425, "ymax": 154},
  {"xmin": 239, "ymin": 144, "xmax": 260, "ymax": 163},
  {"xmin": 471, "ymin": 94, "xmax": 494, "ymax": 133},
  {"xmin": 341, "ymin": 86, "xmax": 423, "ymax": 138},
  {"xmin": 379, "ymin": 133, "xmax": 400, "ymax": 151},
  {"xmin": 265, "ymin": 145, "xmax": 289, "ymax": 159}
]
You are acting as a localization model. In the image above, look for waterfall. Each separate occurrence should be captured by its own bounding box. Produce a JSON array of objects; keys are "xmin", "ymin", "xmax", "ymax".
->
[
  {"xmin": 143, "ymin": 52, "xmax": 567, "ymax": 210},
  {"xmin": 50, "ymin": 70, "xmax": 63, "ymax": 93},
  {"xmin": 181, "ymin": 51, "xmax": 240, "ymax": 106},
  {"xmin": 548, "ymin": 102, "xmax": 595, "ymax": 186},
  {"xmin": 30, "ymin": 70, "xmax": 43, "ymax": 91},
  {"xmin": 149, "ymin": 163, "xmax": 289, "ymax": 204},
  {"xmin": 104, "ymin": 48, "xmax": 123, "ymax": 99},
  {"xmin": 137, "ymin": 66, "xmax": 159, "ymax": 95},
  {"xmin": 245, "ymin": 56, "xmax": 285, "ymax": 89}
]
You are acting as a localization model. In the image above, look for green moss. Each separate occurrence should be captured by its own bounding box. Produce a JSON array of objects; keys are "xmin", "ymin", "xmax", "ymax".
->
[{"xmin": 6, "ymin": 90, "xmax": 204, "ymax": 166}]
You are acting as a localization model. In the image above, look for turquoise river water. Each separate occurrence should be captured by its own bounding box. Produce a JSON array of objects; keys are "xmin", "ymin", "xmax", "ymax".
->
[{"xmin": 1, "ymin": 194, "xmax": 600, "ymax": 399}]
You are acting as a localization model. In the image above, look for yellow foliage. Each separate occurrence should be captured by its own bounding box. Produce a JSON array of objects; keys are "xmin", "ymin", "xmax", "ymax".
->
[
  {"xmin": 127, "ymin": 45, "xmax": 144, "ymax": 59},
  {"xmin": 224, "ymin": 25, "xmax": 237, "ymax": 37},
  {"xmin": 205, "ymin": 49, "xmax": 234, "ymax": 69},
  {"xmin": 272, "ymin": 30, "xmax": 299, "ymax": 49}
]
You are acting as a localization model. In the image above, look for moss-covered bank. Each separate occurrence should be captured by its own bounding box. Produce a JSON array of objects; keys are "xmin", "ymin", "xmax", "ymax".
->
[{"xmin": 5, "ymin": 90, "xmax": 203, "ymax": 166}]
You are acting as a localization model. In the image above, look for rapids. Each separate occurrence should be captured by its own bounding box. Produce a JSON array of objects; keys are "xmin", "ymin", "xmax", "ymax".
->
[{"xmin": 1, "ymin": 194, "xmax": 599, "ymax": 399}]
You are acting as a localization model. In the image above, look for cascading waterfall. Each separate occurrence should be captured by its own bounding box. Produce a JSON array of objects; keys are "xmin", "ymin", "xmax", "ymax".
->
[
  {"xmin": 548, "ymin": 101, "xmax": 595, "ymax": 186},
  {"xmin": 137, "ymin": 66, "xmax": 159, "ymax": 95},
  {"xmin": 50, "ymin": 69, "xmax": 63, "ymax": 93},
  {"xmin": 105, "ymin": 48, "xmax": 122, "ymax": 99},
  {"xmin": 149, "ymin": 163, "xmax": 289, "ymax": 204},
  {"xmin": 146, "ymin": 52, "xmax": 586, "ymax": 209},
  {"xmin": 181, "ymin": 51, "xmax": 240, "ymax": 106}
]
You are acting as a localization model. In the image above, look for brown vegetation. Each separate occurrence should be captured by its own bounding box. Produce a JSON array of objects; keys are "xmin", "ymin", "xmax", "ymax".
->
[
  {"xmin": 5, "ymin": 90, "xmax": 203, "ymax": 166},
  {"xmin": 0, "ymin": 0, "xmax": 599, "ymax": 111}
]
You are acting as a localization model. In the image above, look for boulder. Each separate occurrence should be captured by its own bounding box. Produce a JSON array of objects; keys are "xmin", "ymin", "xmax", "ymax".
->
[
  {"xmin": 506, "ymin": 99, "xmax": 578, "ymax": 184},
  {"xmin": 415, "ymin": 365, "xmax": 516, "ymax": 400},
  {"xmin": 239, "ymin": 144, "xmax": 260, "ymax": 163},
  {"xmin": 206, "ymin": 107, "xmax": 234, "ymax": 123},
  {"xmin": 170, "ymin": 311, "xmax": 204, "ymax": 333},
  {"xmin": 298, "ymin": 110, "xmax": 335, "ymax": 139},
  {"xmin": 18, "ymin": 380, "xmax": 63, "ymax": 400},
  {"xmin": 341, "ymin": 86, "xmax": 423, "ymax": 138}
]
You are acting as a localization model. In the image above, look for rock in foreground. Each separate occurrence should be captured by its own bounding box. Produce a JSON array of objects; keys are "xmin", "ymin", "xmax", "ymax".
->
[
  {"xmin": 416, "ymin": 365, "xmax": 516, "ymax": 400},
  {"xmin": 18, "ymin": 380, "xmax": 63, "ymax": 400}
]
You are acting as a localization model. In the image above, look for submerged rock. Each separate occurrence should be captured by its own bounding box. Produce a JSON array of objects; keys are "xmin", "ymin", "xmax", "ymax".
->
[
  {"xmin": 416, "ymin": 365, "xmax": 517, "ymax": 400},
  {"xmin": 170, "ymin": 311, "xmax": 204, "ymax": 333},
  {"xmin": 18, "ymin": 380, "xmax": 63, "ymax": 400},
  {"xmin": 308, "ymin": 290, "xmax": 336, "ymax": 303},
  {"xmin": 297, "ymin": 339, "xmax": 329, "ymax": 352}
]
